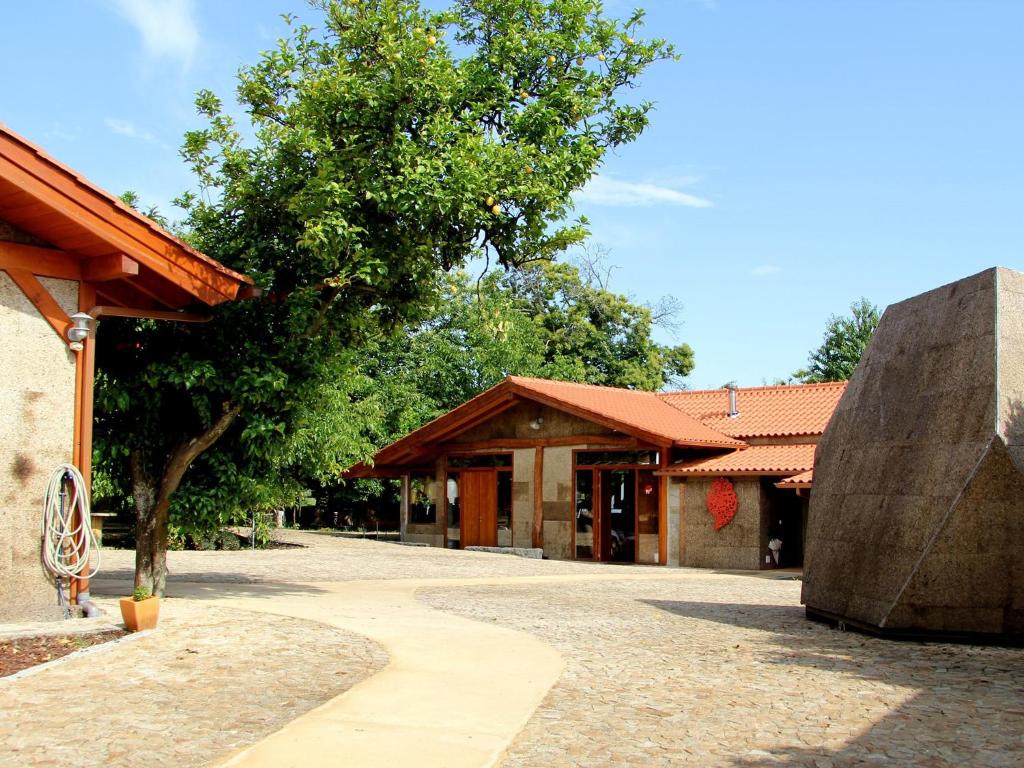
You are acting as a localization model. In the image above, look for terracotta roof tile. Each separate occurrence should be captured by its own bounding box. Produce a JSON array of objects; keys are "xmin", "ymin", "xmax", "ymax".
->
[
  {"xmin": 659, "ymin": 382, "xmax": 847, "ymax": 438},
  {"xmin": 776, "ymin": 469, "xmax": 814, "ymax": 488},
  {"xmin": 660, "ymin": 443, "xmax": 817, "ymax": 476},
  {"xmin": 507, "ymin": 377, "xmax": 744, "ymax": 448}
]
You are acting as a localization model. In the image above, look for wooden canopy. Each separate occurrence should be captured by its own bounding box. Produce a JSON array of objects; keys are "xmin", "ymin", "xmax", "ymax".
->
[{"xmin": 0, "ymin": 122, "xmax": 253, "ymax": 314}]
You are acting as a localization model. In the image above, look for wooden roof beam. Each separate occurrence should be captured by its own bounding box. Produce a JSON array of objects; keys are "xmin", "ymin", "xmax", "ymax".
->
[
  {"xmin": 81, "ymin": 254, "xmax": 139, "ymax": 282},
  {"xmin": 0, "ymin": 241, "xmax": 80, "ymax": 279}
]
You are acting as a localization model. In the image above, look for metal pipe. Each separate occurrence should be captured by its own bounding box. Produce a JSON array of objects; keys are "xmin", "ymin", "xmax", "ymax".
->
[{"xmin": 726, "ymin": 382, "xmax": 739, "ymax": 418}]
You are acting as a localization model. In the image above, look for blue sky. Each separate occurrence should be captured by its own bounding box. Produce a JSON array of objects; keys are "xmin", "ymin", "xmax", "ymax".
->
[{"xmin": 3, "ymin": 1, "xmax": 1022, "ymax": 389}]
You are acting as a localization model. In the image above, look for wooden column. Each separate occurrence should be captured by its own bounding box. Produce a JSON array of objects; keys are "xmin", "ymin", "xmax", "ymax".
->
[
  {"xmin": 73, "ymin": 282, "xmax": 97, "ymax": 600},
  {"xmin": 532, "ymin": 446, "xmax": 544, "ymax": 548},
  {"xmin": 658, "ymin": 449, "xmax": 669, "ymax": 566},
  {"xmin": 75, "ymin": 283, "xmax": 97, "ymax": 493},
  {"xmin": 399, "ymin": 474, "xmax": 409, "ymax": 542}
]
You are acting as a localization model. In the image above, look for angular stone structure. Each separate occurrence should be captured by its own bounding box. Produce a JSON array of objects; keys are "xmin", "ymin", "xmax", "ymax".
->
[{"xmin": 803, "ymin": 267, "xmax": 1024, "ymax": 639}]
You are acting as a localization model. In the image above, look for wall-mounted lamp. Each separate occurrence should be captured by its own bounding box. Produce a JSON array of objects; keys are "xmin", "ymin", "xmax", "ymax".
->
[
  {"xmin": 529, "ymin": 417, "xmax": 544, "ymax": 431},
  {"xmin": 67, "ymin": 312, "xmax": 94, "ymax": 351}
]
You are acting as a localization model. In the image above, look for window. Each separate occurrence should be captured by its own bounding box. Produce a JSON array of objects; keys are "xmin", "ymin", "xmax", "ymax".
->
[
  {"xmin": 575, "ymin": 451, "xmax": 660, "ymax": 467},
  {"xmin": 447, "ymin": 453, "xmax": 513, "ymax": 468},
  {"xmin": 497, "ymin": 471, "xmax": 513, "ymax": 547},
  {"xmin": 575, "ymin": 469, "xmax": 594, "ymax": 559},
  {"xmin": 409, "ymin": 474, "xmax": 436, "ymax": 524},
  {"xmin": 446, "ymin": 473, "xmax": 460, "ymax": 548}
]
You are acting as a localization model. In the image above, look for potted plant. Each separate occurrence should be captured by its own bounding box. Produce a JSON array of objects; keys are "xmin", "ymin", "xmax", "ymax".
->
[{"xmin": 120, "ymin": 585, "xmax": 160, "ymax": 631}]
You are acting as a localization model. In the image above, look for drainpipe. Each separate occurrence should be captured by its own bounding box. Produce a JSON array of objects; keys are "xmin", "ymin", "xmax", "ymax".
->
[{"xmin": 726, "ymin": 382, "xmax": 739, "ymax": 418}]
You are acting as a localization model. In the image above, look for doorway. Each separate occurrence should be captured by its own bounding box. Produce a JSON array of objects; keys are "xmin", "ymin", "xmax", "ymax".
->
[
  {"xmin": 574, "ymin": 450, "xmax": 661, "ymax": 565},
  {"xmin": 460, "ymin": 470, "xmax": 498, "ymax": 547},
  {"xmin": 601, "ymin": 469, "xmax": 635, "ymax": 562},
  {"xmin": 446, "ymin": 454, "xmax": 513, "ymax": 549}
]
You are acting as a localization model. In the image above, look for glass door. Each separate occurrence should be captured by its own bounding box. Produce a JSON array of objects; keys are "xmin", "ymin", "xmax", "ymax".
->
[{"xmin": 601, "ymin": 469, "xmax": 636, "ymax": 562}]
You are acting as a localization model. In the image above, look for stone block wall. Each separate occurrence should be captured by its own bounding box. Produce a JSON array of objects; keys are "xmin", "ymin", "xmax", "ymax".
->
[
  {"xmin": 680, "ymin": 477, "xmax": 764, "ymax": 570},
  {"xmin": 0, "ymin": 272, "xmax": 79, "ymax": 622},
  {"xmin": 511, "ymin": 448, "xmax": 534, "ymax": 548},
  {"xmin": 804, "ymin": 267, "xmax": 1024, "ymax": 636},
  {"xmin": 540, "ymin": 446, "xmax": 572, "ymax": 560}
]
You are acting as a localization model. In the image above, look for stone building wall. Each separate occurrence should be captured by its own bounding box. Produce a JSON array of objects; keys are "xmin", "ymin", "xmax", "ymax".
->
[
  {"xmin": 678, "ymin": 477, "xmax": 764, "ymax": 570},
  {"xmin": 0, "ymin": 270, "xmax": 79, "ymax": 622}
]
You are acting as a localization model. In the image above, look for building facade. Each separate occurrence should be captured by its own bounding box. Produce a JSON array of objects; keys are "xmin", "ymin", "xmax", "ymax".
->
[
  {"xmin": 0, "ymin": 125, "xmax": 252, "ymax": 622},
  {"xmin": 349, "ymin": 376, "xmax": 845, "ymax": 570}
]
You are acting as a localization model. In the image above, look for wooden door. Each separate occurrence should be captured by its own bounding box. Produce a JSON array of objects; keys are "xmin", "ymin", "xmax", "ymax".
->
[{"xmin": 461, "ymin": 470, "xmax": 498, "ymax": 547}]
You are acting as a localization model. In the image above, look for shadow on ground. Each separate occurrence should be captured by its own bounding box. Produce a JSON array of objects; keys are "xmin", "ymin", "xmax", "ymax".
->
[
  {"xmin": 646, "ymin": 599, "xmax": 1024, "ymax": 765},
  {"xmin": 92, "ymin": 572, "xmax": 329, "ymax": 602}
]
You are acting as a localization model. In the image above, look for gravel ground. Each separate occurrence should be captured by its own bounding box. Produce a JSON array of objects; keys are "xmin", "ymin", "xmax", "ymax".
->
[{"xmin": 420, "ymin": 577, "xmax": 1024, "ymax": 768}]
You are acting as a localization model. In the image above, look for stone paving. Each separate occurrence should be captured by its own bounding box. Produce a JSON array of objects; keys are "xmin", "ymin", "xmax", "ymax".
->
[
  {"xmin": 421, "ymin": 577, "xmax": 1024, "ymax": 767},
  {"xmin": 97, "ymin": 528, "xmax": 622, "ymax": 583},
  {"xmin": 0, "ymin": 594, "xmax": 386, "ymax": 768},
  {"xmin": 5, "ymin": 532, "xmax": 1023, "ymax": 767}
]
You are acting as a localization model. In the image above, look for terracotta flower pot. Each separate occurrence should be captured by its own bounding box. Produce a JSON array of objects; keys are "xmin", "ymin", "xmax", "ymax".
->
[{"xmin": 119, "ymin": 596, "xmax": 160, "ymax": 632}]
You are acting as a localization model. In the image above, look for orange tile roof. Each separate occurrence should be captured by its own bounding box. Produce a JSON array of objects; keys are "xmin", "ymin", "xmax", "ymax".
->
[
  {"xmin": 776, "ymin": 469, "xmax": 814, "ymax": 488},
  {"xmin": 659, "ymin": 382, "xmax": 847, "ymax": 438},
  {"xmin": 660, "ymin": 443, "xmax": 817, "ymax": 476},
  {"xmin": 506, "ymin": 377, "xmax": 744, "ymax": 448},
  {"xmin": 0, "ymin": 123, "xmax": 253, "ymax": 307}
]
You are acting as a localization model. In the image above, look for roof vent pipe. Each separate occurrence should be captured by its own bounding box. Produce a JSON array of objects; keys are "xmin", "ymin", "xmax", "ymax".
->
[{"xmin": 726, "ymin": 382, "xmax": 739, "ymax": 418}]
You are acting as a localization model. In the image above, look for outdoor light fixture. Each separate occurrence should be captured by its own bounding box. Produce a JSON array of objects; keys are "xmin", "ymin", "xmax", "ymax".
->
[
  {"xmin": 66, "ymin": 312, "xmax": 94, "ymax": 351},
  {"xmin": 529, "ymin": 417, "xmax": 544, "ymax": 430}
]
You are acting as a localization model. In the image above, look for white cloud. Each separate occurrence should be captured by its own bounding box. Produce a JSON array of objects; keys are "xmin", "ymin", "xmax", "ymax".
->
[
  {"xmin": 45, "ymin": 122, "xmax": 76, "ymax": 142},
  {"xmin": 750, "ymin": 264, "xmax": 782, "ymax": 276},
  {"xmin": 111, "ymin": 0, "xmax": 199, "ymax": 69},
  {"xmin": 576, "ymin": 175, "xmax": 713, "ymax": 209},
  {"xmin": 104, "ymin": 118, "xmax": 169, "ymax": 150}
]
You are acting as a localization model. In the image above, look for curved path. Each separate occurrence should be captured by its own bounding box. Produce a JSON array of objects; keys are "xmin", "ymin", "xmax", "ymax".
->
[{"xmin": 105, "ymin": 572, "xmax": 691, "ymax": 768}]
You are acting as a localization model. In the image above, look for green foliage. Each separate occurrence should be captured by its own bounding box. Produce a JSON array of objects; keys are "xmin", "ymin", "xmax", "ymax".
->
[
  {"xmin": 131, "ymin": 585, "xmax": 152, "ymax": 602},
  {"xmin": 94, "ymin": 0, "xmax": 674, "ymax": 550},
  {"xmin": 796, "ymin": 298, "xmax": 880, "ymax": 383},
  {"xmin": 353, "ymin": 258, "xmax": 694, "ymax": 446}
]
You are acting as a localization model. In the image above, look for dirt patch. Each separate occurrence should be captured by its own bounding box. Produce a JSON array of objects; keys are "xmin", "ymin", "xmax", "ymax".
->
[{"xmin": 0, "ymin": 630, "xmax": 126, "ymax": 678}]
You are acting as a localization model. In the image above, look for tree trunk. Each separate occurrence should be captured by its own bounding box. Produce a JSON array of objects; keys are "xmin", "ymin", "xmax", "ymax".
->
[{"xmin": 131, "ymin": 405, "xmax": 241, "ymax": 596}]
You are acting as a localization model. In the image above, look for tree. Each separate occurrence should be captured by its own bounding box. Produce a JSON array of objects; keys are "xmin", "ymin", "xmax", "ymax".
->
[
  {"xmin": 796, "ymin": 298, "xmax": 880, "ymax": 383},
  {"xmin": 93, "ymin": 0, "xmax": 675, "ymax": 594},
  {"xmin": 364, "ymin": 259, "xmax": 693, "ymax": 422},
  {"xmin": 321, "ymin": 257, "xmax": 695, "ymax": 528}
]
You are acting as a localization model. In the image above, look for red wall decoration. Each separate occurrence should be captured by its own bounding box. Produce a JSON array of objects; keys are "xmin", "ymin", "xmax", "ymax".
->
[{"xmin": 706, "ymin": 478, "xmax": 738, "ymax": 530}]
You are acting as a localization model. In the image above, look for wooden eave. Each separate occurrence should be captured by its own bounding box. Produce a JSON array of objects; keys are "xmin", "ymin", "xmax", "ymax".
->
[
  {"xmin": 347, "ymin": 378, "xmax": 742, "ymax": 478},
  {"xmin": 0, "ymin": 123, "xmax": 253, "ymax": 309}
]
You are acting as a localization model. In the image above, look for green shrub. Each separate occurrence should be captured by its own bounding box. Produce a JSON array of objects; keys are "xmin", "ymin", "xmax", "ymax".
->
[
  {"xmin": 132, "ymin": 585, "xmax": 152, "ymax": 602},
  {"xmin": 216, "ymin": 529, "xmax": 241, "ymax": 551}
]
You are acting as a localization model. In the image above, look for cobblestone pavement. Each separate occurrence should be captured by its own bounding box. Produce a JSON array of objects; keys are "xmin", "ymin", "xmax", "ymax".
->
[
  {"xmin": 15, "ymin": 533, "xmax": 1023, "ymax": 767},
  {"xmin": 420, "ymin": 577, "xmax": 1024, "ymax": 768},
  {"xmin": 97, "ymin": 529, "xmax": 649, "ymax": 583},
  {"xmin": 0, "ymin": 596, "xmax": 386, "ymax": 768}
]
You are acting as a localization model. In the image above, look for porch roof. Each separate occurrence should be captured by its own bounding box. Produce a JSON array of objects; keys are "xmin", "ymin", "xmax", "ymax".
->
[
  {"xmin": 0, "ymin": 122, "xmax": 253, "ymax": 310},
  {"xmin": 657, "ymin": 443, "xmax": 817, "ymax": 478},
  {"xmin": 775, "ymin": 469, "xmax": 814, "ymax": 489},
  {"xmin": 347, "ymin": 376, "xmax": 744, "ymax": 477}
]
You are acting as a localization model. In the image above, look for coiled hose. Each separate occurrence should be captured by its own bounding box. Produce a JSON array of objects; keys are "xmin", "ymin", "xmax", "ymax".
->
[{"xmin": 41, "ymin": 464, "xmax": 101, "ymax": 617}]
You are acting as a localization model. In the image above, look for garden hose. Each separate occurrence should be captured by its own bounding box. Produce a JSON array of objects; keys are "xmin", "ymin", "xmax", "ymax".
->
[{"xmin": 41, "ymin": 463, "xmax": 101, "ymax": 582}]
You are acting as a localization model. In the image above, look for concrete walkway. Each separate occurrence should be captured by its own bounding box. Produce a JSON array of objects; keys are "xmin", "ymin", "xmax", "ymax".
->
[
  {"xmin": 95, "ymin": 572, "xmax": 690, "ymax": 768},
  {"xmin": 194, "ymin": 577, "xmax": 563, "ymax": 768}
]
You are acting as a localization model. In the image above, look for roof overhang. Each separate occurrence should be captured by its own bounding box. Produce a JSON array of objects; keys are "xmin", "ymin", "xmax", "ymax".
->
[
  {"xmin": 0, "ymin": 123, "xmax": 254, "ymax": 311},
  {"xmin": 346, "ymin": 377, "xmax": 743, "ymax": 478}
]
